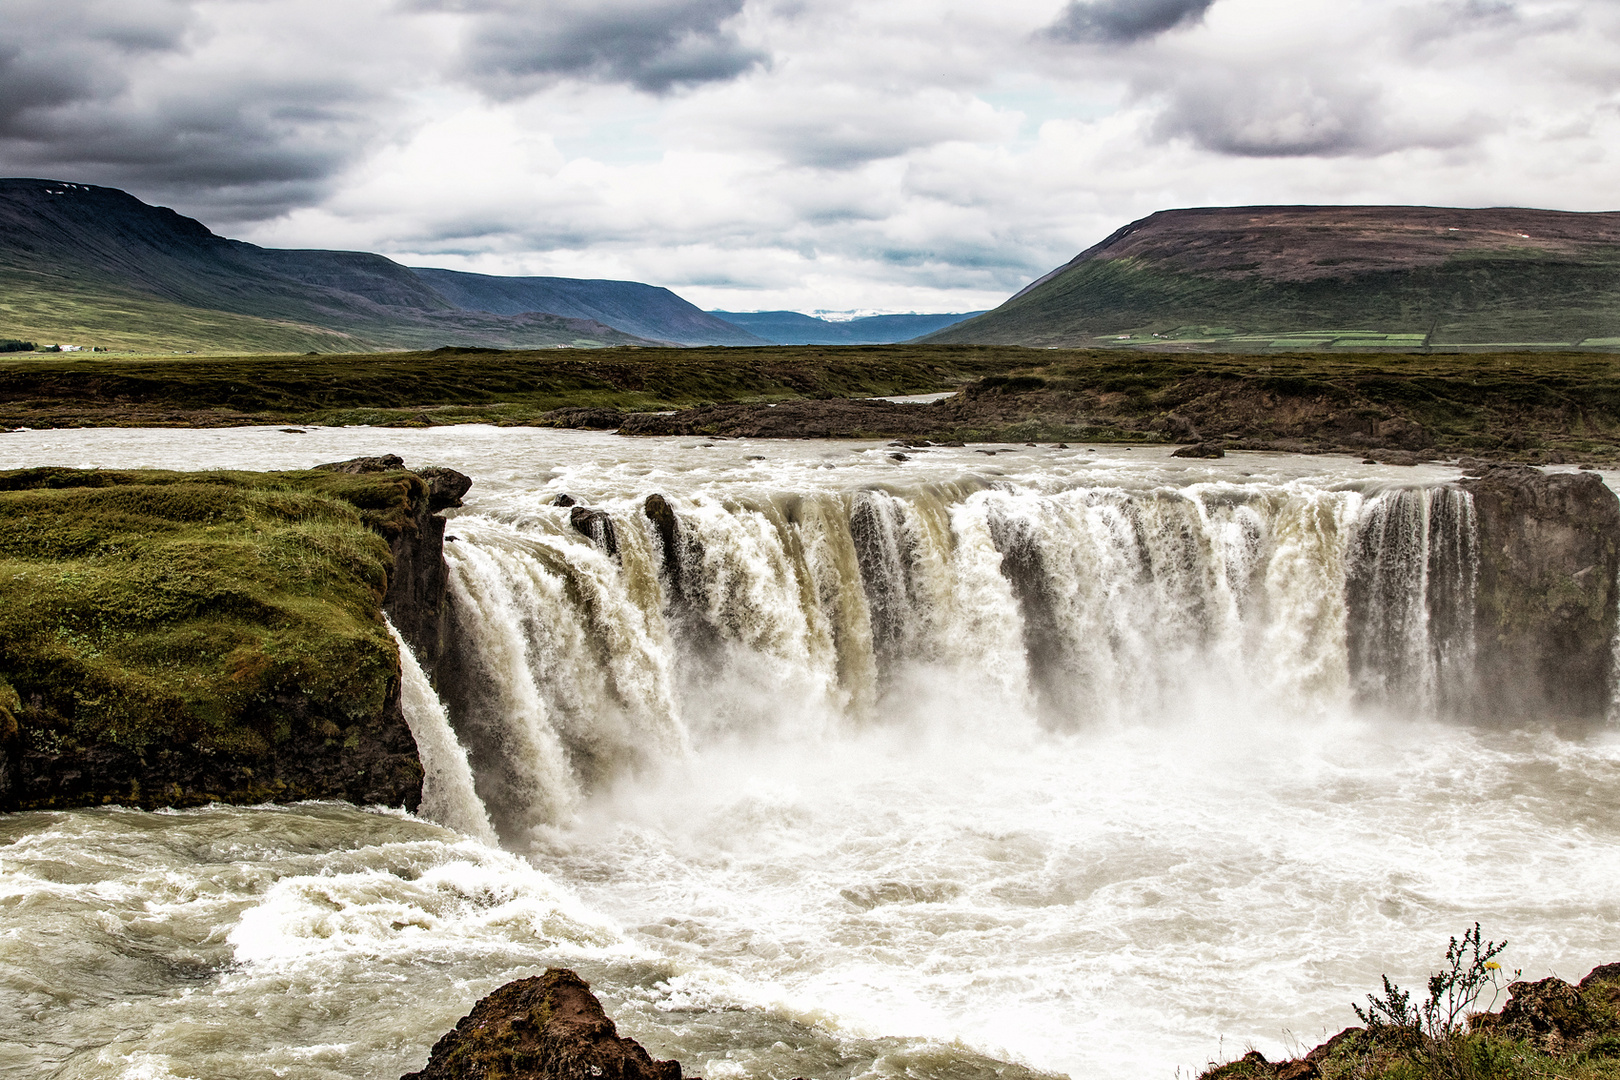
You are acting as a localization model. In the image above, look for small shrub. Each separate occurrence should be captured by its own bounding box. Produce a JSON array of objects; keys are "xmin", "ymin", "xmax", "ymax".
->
[{"xmin": 1355, "ymin": 924, "xmax": 1518, "ymax": 1040}]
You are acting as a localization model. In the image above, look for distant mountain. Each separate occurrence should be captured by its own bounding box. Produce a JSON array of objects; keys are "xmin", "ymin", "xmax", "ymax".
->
[
  {"xmin": 413, "ymin": 268, "xmax": 765, "ymax": 346},
  {"xmin": 926, "ymin": 205, "xmax": 1620, "ymax": 348},
  {"xmin": 708, "ymin": 310, "xmax": 985, "ymax": 345},
  {"xmin": 0, "ymin": 178, "xmax": 732, "ymax": 352}
]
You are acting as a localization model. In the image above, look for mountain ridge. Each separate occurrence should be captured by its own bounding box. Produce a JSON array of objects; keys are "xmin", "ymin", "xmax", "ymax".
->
[
  {"xmin": 707, "ymin": 309, "xmax": 985, "ymax": 345},
  {"xmin": 0, "ymin": 179, "xmax": 741, "ymax": 351},
  {"xmin": 928, "ymin": 204, "xmax": 1620, "ymax": 348}
]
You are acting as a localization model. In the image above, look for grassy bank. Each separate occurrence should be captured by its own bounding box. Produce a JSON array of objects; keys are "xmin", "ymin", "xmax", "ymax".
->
[
  {"xmin": 947, "ymin": 349, "xmax": 1620, "ymax": 458},
  {"xmin": 4, "ymin": 345, "xmax": 1620, "ymax": 459},
  {"xmin": 0, "ymin": 344, "xmax": 1018, "ymax": 428},
  {"xmin": 1202, "ymin": 929, "xmax": 1620, "ymax": 1080},
  {"xmin": 0, "ymin": 466, "xmax": 428, "ymax": 808}
]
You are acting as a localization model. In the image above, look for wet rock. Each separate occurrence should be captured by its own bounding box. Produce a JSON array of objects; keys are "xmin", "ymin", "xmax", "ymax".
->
[
  {"xmin": 1461, "ymin": 466, "xmax": 1620, "ymax": 724},
  {"xmin": 1477, "ymin": 977, "xmax": 1597, "ymax": 1052},
  {"xmin": 642, "ymin": 495, "xmax": 680, "ymax": 582},
  {"xmin": 1171, "ymin": 442, "xmax": 1226, "ymax": 459},
  {"xmin": 553, "ymin": 493, "xmax": 577, "ymax": 507},
  {"xmin": 418, "ymin": 466, "xmax": 472, "ymax": 512},
  {"xmin": 543, "ymin": 406, "xmax": 625, "ymax": 429},
  {"xmin": 570, "ymin": 506, "xmax": 620, "ymax": 557},
  {"xmin": 317, "ymin": 453, "xmax": 406, "ymax": 474},
  {"xmin": 403, "ymin": 968, "xmax": 690, "ymax": 1080}
]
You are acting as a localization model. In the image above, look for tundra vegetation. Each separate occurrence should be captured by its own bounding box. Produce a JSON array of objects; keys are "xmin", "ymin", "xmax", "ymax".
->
[
  {"xmin": 0, "ymin": 466, "xmax": 431, "ymax": 808},
  {"xmin": 6, "ymin": 345, "xmax": 1615, "ymax": 460},
  {"xmin": 1203, "ymin": 928, "xmax": 1620, "ymax": 1080}
]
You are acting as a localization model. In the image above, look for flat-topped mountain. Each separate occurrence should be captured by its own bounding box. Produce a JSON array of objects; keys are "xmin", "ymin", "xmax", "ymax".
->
[
  {"xmin": 0, "ymin": 179, "xmax": 751, "ymax": 352},
  {"xmin": 928, "ymin": 205, "xmax": 1620, "ymax": 349}
]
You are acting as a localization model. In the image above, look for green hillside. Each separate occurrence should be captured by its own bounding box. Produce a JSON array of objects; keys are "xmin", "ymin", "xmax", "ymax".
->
[
  {"xmin": 930, "ymin": 205, "xmax": 1620, "ymax": 349},
  {"xmin": 0, "ymin": 179, "xmax": 660, "ymax": 353}
]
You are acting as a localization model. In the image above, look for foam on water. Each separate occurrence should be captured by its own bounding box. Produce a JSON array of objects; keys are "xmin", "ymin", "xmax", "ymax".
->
[{"xmin": 4, "ymin": 427, "xmax": 1620, "ymax": 1080}]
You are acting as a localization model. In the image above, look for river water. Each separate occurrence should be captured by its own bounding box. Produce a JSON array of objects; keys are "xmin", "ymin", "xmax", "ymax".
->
[{"xmin": 3, "ymin": 426, "xmax": 1619, "ymax": 1080}]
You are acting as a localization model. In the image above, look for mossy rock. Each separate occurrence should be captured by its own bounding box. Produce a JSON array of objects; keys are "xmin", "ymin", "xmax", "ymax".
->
[{"xmin": 0, "ymin": 466, "xmax": 429, "ymax": 809}]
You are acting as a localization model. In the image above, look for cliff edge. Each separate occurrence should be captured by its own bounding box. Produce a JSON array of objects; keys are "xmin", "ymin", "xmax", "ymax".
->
[{"xmin": 0, "ymin": 457, "xmax": 468, "ymax": 811}]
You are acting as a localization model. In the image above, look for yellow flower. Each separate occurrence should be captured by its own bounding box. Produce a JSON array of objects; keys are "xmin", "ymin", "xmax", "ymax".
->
[{"xmin": 1485, "ymin": 961, "xmax": 1501, "ymax": 971}]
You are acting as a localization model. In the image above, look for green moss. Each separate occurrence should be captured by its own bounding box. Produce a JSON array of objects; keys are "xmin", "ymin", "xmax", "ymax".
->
[{"xmin": 0, "ymin": 467, "xmax": 407, "ymax": 767}]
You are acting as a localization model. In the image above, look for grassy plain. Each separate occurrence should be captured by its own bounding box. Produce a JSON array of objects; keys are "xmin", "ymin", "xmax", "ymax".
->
[
  {"xmin": 0, "ymin": 344, "xmax": 1016, "ymax": 428},
  {"xmin": 4, "ymin": 344, "xmax": 1619, "ymax": 459}
]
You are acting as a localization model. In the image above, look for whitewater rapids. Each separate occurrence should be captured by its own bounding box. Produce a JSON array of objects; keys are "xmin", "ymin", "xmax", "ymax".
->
[{"xmin": 2, "ymin": 426, "xmax": 1619, "ymax": 1080}]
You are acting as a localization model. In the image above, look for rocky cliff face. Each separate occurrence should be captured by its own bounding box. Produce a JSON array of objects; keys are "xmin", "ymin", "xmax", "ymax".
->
[
  {"xmin": 1462, "ymin": 465, "xmax": 1620, "ymax": 724},
  {"xmin": 0, "ymin": 458, "xmax": 469, "ymax": 812},
  {"xmin": 315, "ymin": 455, "xmax": 470, "ymax": 677}
]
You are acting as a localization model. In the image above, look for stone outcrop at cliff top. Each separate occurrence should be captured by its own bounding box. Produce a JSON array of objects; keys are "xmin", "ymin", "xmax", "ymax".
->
[
  {"xmin": 1462, "ymin": 464, "xmax": 1620, "ymax": 724},
  {"xmin": 0, "ymin": 457, "xmax": 468, "ymax": 811},
  {"xmin": 403, "ymin": 968, "xmax": 690, "ymax": 1080}
]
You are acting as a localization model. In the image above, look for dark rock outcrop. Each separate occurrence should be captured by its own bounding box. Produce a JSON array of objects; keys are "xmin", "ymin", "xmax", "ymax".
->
[
  {"xmin": 569, "ymin": 506, "xmax": 619, "ymax": 557},
  {"xmin": 315, "ymin": 456, "xmax": 471, "ymax": 677},
  {"xmin": 642, "ymin": 495, "xmax": 681, "ymax": 585},
  {"xmin": 543, "ymin": 406, "xmax": 626, "ymax": 430},
  {"xmin": 403, "ymin": 968, "xmax": 690, "ymax": 1080},
  {"xmin": 1473, "ymin": 977, "xmax": 1598, "ymax": 1052},
  {"xmin": 1171, "ymin": 442, "xmax": 1226, "ymax": 459},
  {"xmin": 1461, "ymin": 465, "xmax": 1620, "ymax": 723}
]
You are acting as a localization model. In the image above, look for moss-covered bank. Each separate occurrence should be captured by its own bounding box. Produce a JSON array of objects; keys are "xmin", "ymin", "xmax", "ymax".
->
[
  {"xmin": 0, "ymin": 458, "xmax": 464, "ymax": 810},
  {"xmin": 1203, "ymin": 963, "xmax": 1620, "ymax": 1080}
]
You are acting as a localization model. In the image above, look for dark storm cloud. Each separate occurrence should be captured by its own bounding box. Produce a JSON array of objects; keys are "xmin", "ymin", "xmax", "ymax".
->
[
  {"xmin": 0, "ymin": 0, "xmax": 194, "ymax": 129},
  {"xmin": 411, "ymin": 0, "xmax": 766, "ymax": 96},
  {"xmin": 1041, "ymin": 0, "xmax": 1218, "ymax": 44},
  {"xmin": 0, "ymin": 0, "xmax": 396, "ymax": 222}
]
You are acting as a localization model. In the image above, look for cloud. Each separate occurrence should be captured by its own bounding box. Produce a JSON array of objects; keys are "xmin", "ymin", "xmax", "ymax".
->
[
  {"xmin": 0, "ymin": 0, "xmax": 418, "ymax": 221},
  {"xmin": 4, "ymin": 0, "xmax": 1620, "ymax": 312},
  {"xmin": 0, "ymin": 0, "xmax": 194, "ymax": 127},
  {"xmin": 1041, "ymin": 0, "xmax": 1217, "ymax": 44},
  {"xmin": 409, "ymin": 0, "xmax": 766, "ymax": 95}
]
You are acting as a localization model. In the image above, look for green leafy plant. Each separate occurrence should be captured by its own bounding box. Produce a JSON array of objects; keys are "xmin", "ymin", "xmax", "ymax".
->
[{"xmin": 1354, "ymin": 925, "xmax": 1520, "ymax": 1041}]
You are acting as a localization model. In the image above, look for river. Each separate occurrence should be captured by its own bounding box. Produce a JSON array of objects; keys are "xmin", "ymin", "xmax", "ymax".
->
[{"xmin": 2, "ymin": 426, "xmax": 1619, "ymax": 1080}]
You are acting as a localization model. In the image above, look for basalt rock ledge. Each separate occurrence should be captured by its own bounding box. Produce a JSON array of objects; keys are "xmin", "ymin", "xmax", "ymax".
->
[{"xmin": 0, "ymin": 456, "xmax": 468, "ymax": 811}]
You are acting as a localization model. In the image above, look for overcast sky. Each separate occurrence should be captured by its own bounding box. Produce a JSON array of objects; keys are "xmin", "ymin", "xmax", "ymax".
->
[{"xmin": 2, "ymin": 0, "xmax": 1617, "ymax": 311}]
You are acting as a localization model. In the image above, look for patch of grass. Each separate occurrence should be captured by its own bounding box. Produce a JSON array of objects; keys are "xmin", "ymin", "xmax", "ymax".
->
[
  {"xmin": 0, "ymin": 344, "xmax": 1023, "ymax": 428},
  {"xmin": 0, "ymin": 467, "xmax": 425, "ymax": 799},
  {"xmin": 1202, "ymin": 929, "xmax": 1620, "ymax": 1080}
]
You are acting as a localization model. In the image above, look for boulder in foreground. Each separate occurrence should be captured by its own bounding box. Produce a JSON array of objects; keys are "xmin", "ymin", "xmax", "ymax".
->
[{"xmin": 404, "ymin": 968, "xmax": 691, "ymax": 1080}]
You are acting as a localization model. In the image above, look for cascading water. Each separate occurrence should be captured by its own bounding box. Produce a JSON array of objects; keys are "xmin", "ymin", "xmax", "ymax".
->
[
  {"xmin": 4, "ymin": 427, "xmax": 1618, "ymax": 1080},
  {"xmin": 436, "ymin": 477, "xmax": 1486, "ymax": 838},
  {"xmin": 388, "ymin": 618, "xmax": 500, "ymax": 844}
]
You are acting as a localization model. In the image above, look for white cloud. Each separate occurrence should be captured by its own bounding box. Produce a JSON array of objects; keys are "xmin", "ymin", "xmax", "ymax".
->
[{"xmin": 2, "ymin": 0, "xmax": 1617, "ymax": 311}]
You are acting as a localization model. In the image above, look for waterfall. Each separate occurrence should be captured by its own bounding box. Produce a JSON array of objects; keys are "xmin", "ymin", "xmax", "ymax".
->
[
  {"xmin": 387, "ymin": 618, "xmax": 499, "ymax": 844},
  {"xmin": 1345, "ymin": 486, "xmax": 1478, "ymax": 717},
  {"xmin": 428, "ymin": 478, "xmax": 1485, "ymax": 842}
]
